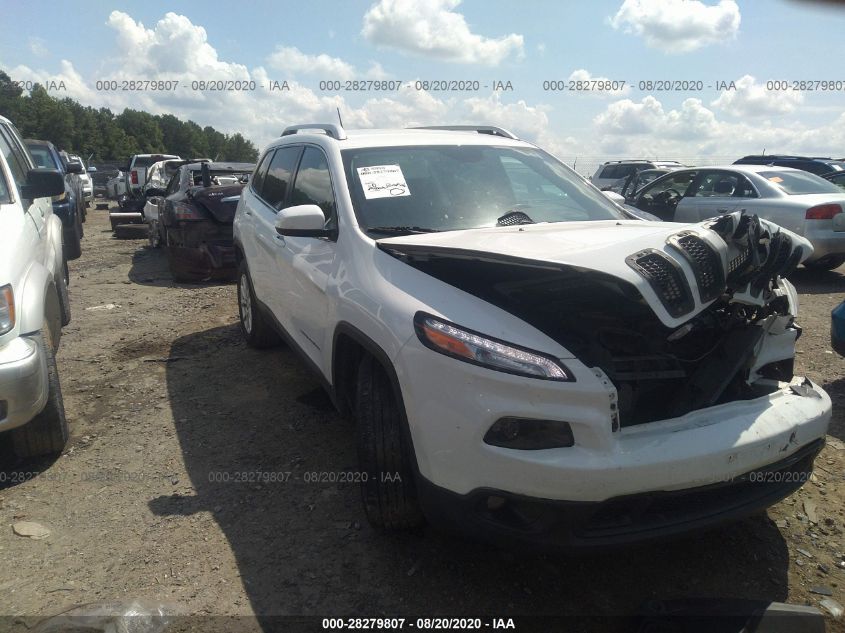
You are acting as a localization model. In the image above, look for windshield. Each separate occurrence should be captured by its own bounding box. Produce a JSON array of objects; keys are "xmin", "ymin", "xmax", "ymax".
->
[
  {"xmin": 760, "ymin": 170, "xmax": 843, "ymax": 195},
  {"xmin": 189, "ymin": 169, "xmax": 251, "ymax": 186},
  {"xmin": 27, "ymin": 146, "xmax": 59, "ymax": 170},
  {"xmin": 341, "ymin": 145, "xmax": 625, "ymax": 233}
]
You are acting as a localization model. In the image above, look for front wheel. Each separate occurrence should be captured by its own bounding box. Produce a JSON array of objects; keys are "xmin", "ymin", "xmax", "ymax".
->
[
  {"xmin": 355, "ymin": 355, "xmax": 424, "ymax": 530},
  {"xmin": 11, "ymin": 321, "xmax": 69, "ymax": 458},
  {"xmin": 804, "ymin": 255, "xmax": 845, "ymax": 271},
  {"xmin": 237, "ymin": 260, "xmax": 280, "ymax": 348}
]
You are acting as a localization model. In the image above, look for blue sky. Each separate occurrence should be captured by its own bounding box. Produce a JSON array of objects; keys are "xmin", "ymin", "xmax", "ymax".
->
[{"xmin": 2, "ymin": 0, "xmax": 845, "ymax": 174}]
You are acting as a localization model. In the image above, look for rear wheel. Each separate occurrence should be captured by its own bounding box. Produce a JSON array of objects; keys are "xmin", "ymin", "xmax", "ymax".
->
[
  {"xmin": 237, "ymin": 260, "xmax": 280, "ymax": 348},
  {"xmin": 804, "ymin": 255, "xmax": 845, "ymax": 271},
  {"xmin": 12, "ymin": 321, "xmax": 69, "ymax": 458},
  {"xmin": 355, "ymin": 354, "xmax": 424, "ymax": 530}
]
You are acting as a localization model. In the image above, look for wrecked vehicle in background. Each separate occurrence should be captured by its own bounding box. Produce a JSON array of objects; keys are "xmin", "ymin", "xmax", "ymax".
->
[
  {"xmin": 148, "ymin": 161, "xmax": 253, "ymax": 282},
  {"xmin": 235, "ymin": 125, "xmax": 831, "ymax": 546}
]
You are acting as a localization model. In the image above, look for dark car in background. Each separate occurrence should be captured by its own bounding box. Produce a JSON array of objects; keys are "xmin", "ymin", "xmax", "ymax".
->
[
  {"xmin": 90, "ymin": 163, "xmax": 121, "ymax": 198},
  {"xmin": 734, "ymin": 155, "xmax": 845, "ymax": 176},
  {"xmin": 822, "ymin": 171, "xmax": 845, "ymax": 192},
  {"xmin": 25, "ymin": 139, "xmax": 85, "ymax": 259},
  {"xmin": 146, "ymin": 161, "xmax": 254, "ymax": 282}
]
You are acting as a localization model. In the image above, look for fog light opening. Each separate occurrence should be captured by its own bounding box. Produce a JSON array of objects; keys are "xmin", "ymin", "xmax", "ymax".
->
[{"xmin": 484, "ymin": 417, "xmax": 574, "ymax": 450}]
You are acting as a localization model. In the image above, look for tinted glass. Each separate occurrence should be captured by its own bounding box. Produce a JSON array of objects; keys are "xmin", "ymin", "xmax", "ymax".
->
[
  {"xmin": 827, "ymin": 173, "xmax": 845, "ymax": 192},
  {"xmin": 261, "ymin": 147, "xmax": 301, "ymax": 209},
  {"xmin": 0, "ymin": 126, "xmax": 29, "ymax": 194},
  {"xmin": 28, "ymin": 146, "xmax": 59, "ymax": 169},
  {"xmin": 342, "ymin": 145, "xmax": 625, "ymax": 233},
  {"xmin": 691, "ymin": 172, "xmax": 757, "ymax": 198},
  {"xmin": 760, "ymin": 170, "xmax": 842, "ymax": 195},
  {"xmin": 641, "ymin": 170, "xmax": 698, "ymax": 198},
  {"xmin": 289, "ymin": 147, "xmax": 336, "ymax": 227},
  {"xmin": 251, "ymin": 151, "xmax": 273, "ymax": 195}
]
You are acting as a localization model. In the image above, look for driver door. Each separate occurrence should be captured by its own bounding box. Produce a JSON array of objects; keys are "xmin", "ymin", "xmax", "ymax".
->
[{"xmin": 633, "ymin": 170, "xmax": 698, "ymax": 221}]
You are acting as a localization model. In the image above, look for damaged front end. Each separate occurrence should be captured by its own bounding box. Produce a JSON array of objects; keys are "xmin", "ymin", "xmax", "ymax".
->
[{"xmin": 380, "ymin": 212, "xmax": 812, "ymax": 428}]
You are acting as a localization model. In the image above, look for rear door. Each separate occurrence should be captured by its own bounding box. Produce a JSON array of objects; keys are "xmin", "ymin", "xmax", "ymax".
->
[
  {"xmin": 248, "ymin": 146, "xmax": 302, "ymax": 318},
  {"xmin": 272, "ymin": 145, "xmax": 338, "ymax": 368}
]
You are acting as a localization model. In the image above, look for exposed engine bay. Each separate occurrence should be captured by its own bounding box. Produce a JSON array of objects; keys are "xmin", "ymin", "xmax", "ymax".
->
[{"xmin": 380, "ymin": 213, "xmax": 809, "ymax": 427}]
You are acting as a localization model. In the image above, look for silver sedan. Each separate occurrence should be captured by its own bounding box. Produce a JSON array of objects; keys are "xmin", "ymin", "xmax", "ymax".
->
[{"xmin": 632, "ymin": 165, "xmax": 845, "ymax": 269}]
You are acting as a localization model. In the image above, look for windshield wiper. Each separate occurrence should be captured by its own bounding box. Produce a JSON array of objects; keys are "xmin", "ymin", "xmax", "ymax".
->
[{"xmin": 367, "ymin": 226, "xmax": 441, "ymax": 235}]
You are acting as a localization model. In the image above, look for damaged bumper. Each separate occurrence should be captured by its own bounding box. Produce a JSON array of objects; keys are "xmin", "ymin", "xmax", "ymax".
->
[
  {"xmin": 166, "ymin": 225, "xmax": 236, "ymax": 279},
  {"xmin": 417, "ymin": 437, "xmax": 824, "ymax": 549}
]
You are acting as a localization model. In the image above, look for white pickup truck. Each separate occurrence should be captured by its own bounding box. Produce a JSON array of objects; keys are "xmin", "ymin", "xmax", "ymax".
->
[{"xmin": 0, "ymin": 114, "xmax": 72, "ymax": 458}]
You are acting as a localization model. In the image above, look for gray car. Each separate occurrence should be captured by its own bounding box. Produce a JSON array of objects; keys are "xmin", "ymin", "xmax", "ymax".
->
[{"xmin": 632, "ymin": 165, "xmax": 845, "ymax": 270}]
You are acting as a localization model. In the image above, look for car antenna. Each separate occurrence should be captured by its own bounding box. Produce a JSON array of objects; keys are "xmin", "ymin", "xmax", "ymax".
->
[{"xmin": 337, "ymin": 107, "xmax": 344, "ymax": 129}]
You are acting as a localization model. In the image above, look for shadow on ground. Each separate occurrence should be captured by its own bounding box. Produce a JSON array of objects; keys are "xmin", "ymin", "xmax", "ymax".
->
[{"xmin": 150, "ymin": 324, "xmax": 792, "ymax": 630}]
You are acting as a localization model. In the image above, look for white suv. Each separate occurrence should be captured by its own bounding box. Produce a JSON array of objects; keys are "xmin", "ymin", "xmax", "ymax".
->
[
  {"xmin": 0, "ymin": 115, "xmax": 71, "ymax": 458},
  {"xmin": 234, "ymin": 124, "xmax": 830, "ymax": 547},
  {"xmin": 590, "ymin": 160, "xmax": 686, "ymax": 191}
]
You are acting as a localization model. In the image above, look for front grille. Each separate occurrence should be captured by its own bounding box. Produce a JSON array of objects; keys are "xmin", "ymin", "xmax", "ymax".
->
[
  {"xmin": 626, "ymin": 249, "xmax": 694, "ymax": 317},
  {"xmin": 671, "ymin": 233, "xmax": 725, "ymax": 303}
]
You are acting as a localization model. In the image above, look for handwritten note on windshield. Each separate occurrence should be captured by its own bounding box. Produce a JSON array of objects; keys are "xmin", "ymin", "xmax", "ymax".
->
[{"xmin": 357, "ymin": 165, "xmax": 411, "ymax": 199}]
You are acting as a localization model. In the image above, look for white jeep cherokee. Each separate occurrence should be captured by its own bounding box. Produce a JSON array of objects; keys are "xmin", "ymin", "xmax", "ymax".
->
[
  {"xmin": 233, "ymin": 124, "xmax": 831, "ymax": 547},
  {"xmin": 0, "ymin": 115, "xmax": 71, "ymax": 458}
]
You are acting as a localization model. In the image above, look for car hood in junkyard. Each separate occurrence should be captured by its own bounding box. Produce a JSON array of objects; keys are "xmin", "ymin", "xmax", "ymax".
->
[{"xmin": 377, "ymin": 213, "xmax": 812, "ymax": 328}]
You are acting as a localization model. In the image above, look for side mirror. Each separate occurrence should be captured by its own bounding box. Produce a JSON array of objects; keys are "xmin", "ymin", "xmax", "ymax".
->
[
  {"xmin": 274, "ymin": 204, "xmax": 334, "ymax": 238},
  {"xmin": 22, "ymin": 169, "xmax": 65, "ymax": 199},
  {"xmin": 87, "ymin": 166, "xmax": 97, "ymax": 173},
  {"xmin": 66, "ymin": 161, "xmax": 83, "ymax": 174}
]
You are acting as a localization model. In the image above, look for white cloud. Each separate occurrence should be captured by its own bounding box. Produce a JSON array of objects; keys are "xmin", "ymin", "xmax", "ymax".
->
[
  {"xmin": 362, "ymin": 0, "xmax": 524, "ymax": 65},
  {"xmin": 266, "ymin": 46, "xmax": 357, "ymax": 81},
  {"xmin": 710, "ymin": 74, "xmax": 803, "ymax": 117},
  {"xmin": 609, "ymin": 0, "xmax": 740, "ymax": 53},
  {"xmin": 28, "ymin": 37, "xmax": 49, "ymax": 58},
  {"xmin": 589, "ymin": 94, "xmax": 845, "ymax": 169},
  {"xmin": 567, "ymin": 69, "xmax": 631, "ymax": 98}
]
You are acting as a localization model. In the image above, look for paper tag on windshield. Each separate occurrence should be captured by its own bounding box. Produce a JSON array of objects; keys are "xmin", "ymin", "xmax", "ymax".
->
[{"xmin": 357, "ymin": 165, "xmax": 411, "ymax": 199}]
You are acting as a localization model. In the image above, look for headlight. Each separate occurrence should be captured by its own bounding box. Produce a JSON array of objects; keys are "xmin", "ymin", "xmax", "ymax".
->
[
  {"xmin": 414, "ymin": 313, "xmax": 573, "ymax": 381},
  {"xmin": 0, "ymin": 285, "xmax": 15, "ymax": 335}
]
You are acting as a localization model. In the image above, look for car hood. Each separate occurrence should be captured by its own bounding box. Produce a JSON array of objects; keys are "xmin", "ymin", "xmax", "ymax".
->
[{"xmin": 377, "ymin": 213, "xmax": 812, "ymax": 328}]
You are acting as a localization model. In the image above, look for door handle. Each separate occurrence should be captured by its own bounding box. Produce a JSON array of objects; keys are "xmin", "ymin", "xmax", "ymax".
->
[
  {"xmin": 244, "ymin": 210, "xmax": 252, "ymax": 216},
  {"xmin": 275, "ymin": 234, "xmax": 286, "ymax": 246}
]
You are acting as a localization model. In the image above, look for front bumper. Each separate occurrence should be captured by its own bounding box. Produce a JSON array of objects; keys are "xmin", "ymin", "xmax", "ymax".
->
[
  {"xmin": 0, "ymin": 336, "xmax": 48, "ymax": 432},
  {"xmin": 417, "ymin": 438, "xmax": 823, "ymax": 548},
  {"xmin": 397, "ymin": 334, "xmax": 831, "ymax": 503}
]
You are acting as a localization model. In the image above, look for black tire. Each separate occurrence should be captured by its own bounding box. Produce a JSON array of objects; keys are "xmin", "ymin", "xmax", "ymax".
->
[
  {"xmin": 237, "ymin": 260, "xmax": 280, "ymax": 348},
  {"xmin": 804, "ymin": 255, "xmax": 845, "ymax": 271},
  {"xmin": 65, "ymin": 220, "xmax": 82, "ymax": 260},
  {"xmin": 11, "ymin": 321, "xmax": 69, "ymax": 458},
  {"xmin": 57, "ymin": 263, "xmax": 71, "ymax": 327},
  {"xmin": 355, "ymin": 354, "xmax": 424, "ymax": 530}
]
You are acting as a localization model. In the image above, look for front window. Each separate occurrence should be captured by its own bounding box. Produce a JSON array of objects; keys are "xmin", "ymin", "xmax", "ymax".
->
[
  {"xmin": 341, "ymin": 145, "xmax": 625, "ymax": 233},
  {"xmin": 760, "ymin": 170, "xmax": 842, "ymax": 195}
]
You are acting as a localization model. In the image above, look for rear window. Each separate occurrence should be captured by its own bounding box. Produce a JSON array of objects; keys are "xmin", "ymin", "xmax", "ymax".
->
[
  {"xmin": 133, "ymin": 155, "xmax": 177, "ymax": 168},
  {"xmin": 759, "ymin": 170, "xmax": 842, "ymax": 195}
]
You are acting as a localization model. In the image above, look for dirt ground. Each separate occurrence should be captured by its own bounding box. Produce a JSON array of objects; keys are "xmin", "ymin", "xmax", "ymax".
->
[{"xmin": 1, "ymin": 202, "xmax": 844, "ymax": 632}]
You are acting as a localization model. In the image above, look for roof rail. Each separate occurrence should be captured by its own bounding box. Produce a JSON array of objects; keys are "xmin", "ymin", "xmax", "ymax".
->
[
  {"xmin": 409, "ymin": 125, "xmax": 519, "ymax": 140},
  {"xmin": 281, "ymin": 123, "xmax": 347, "ymax": 140}
]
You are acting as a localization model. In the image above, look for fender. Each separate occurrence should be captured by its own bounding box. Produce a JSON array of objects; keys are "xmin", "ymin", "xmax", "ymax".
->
[
  {"xmin": 332, "ymin": 320, "xmax": 423, "ymax": 477},
  {"xmin": 18, "ymin": 262, "xmax": 60, "ymax": 345}
]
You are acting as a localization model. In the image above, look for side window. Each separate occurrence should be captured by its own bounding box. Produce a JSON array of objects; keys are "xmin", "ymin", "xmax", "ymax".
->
[
  {"xmin": 600, "ymin": 165, "xmax": 619, "ymax": 179},
  {"xmin": 250, "ymin": 150, "xmax": 273, "ymax": 197},
  {"xmin": 829, "ymin": 174, "xmax": 845, "ymax": 192},
  {"xmin": 288, "ymin": 147, "xmax": 337, "ymax": 228},
  {"xmin": 261, "ymin": 147, "xmax": 301, "ymax": 209},
  {"xmin": 0, "ymin": 126, "xmax": 29, "ymax": 196},
  {"xmin": 691, "ymin": 172, "xmax": 757, "ymax": 198}
]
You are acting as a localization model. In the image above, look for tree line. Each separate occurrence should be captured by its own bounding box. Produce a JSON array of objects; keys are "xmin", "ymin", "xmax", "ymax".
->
[{"xmin": 0, "ymin": 71, "xmax": 259, "ymax": 165}]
